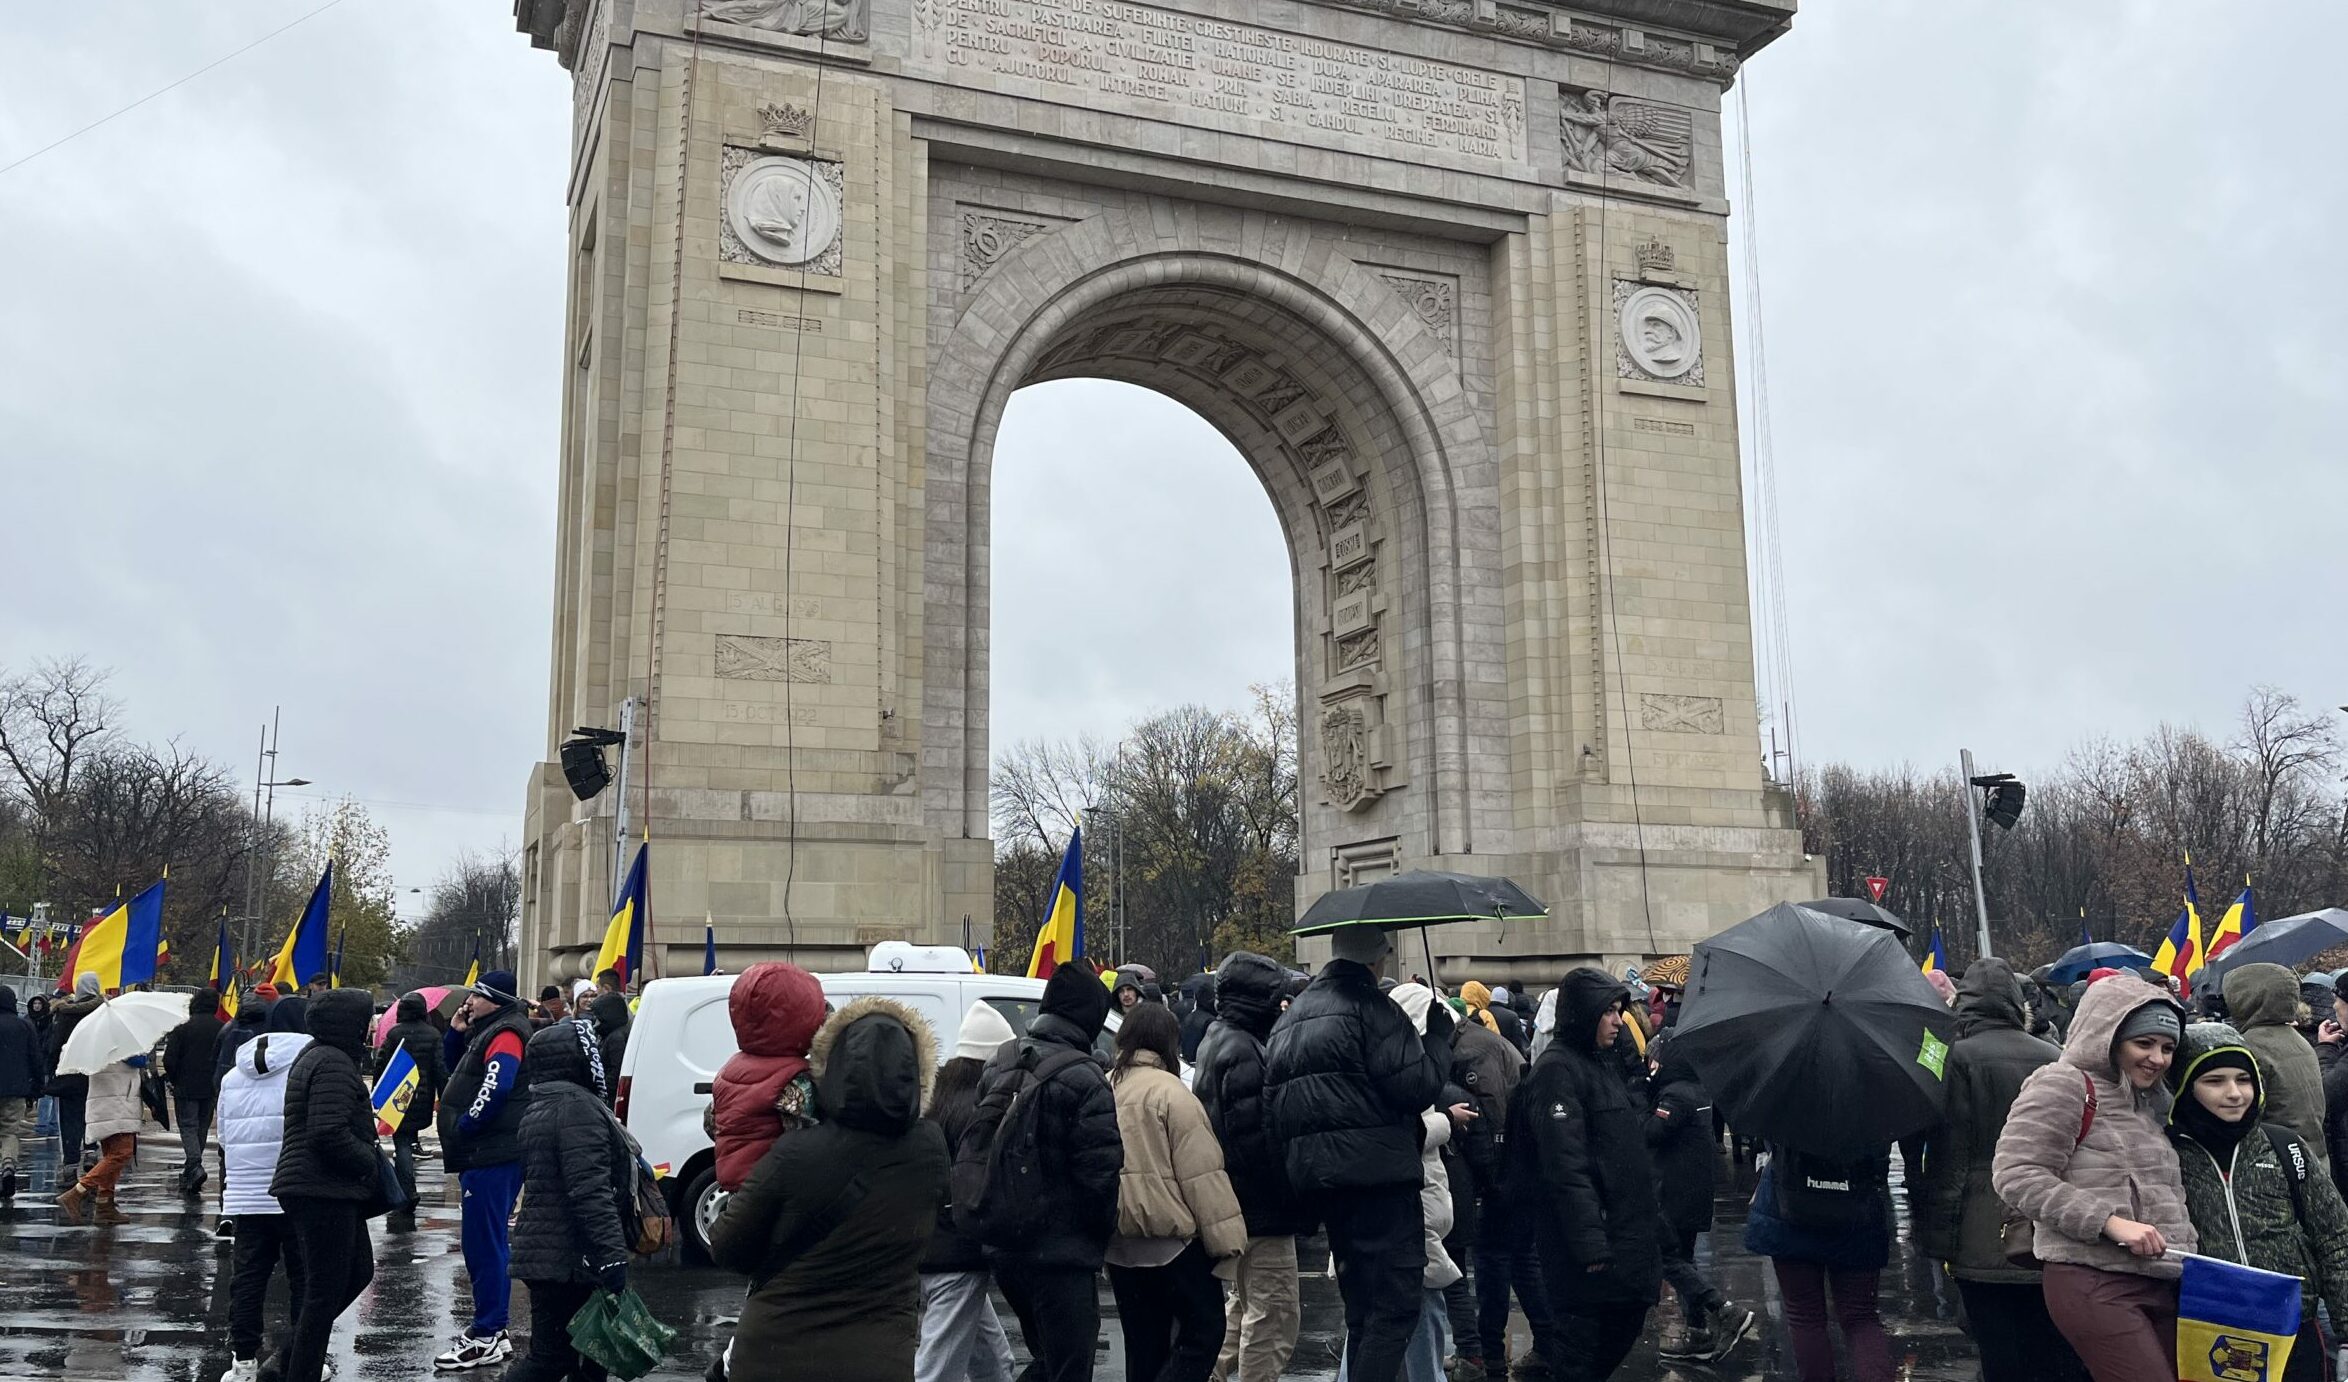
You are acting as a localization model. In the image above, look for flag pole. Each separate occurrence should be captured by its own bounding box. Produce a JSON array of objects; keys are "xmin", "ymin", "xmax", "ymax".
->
[{"xmin": 1960, "ymin": 748, "xmax": 1994, "ymax": 959}]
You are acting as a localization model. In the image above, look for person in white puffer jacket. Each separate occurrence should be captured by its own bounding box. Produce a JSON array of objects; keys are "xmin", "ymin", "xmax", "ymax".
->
[{"xmin": 215, "ymin": 998, "xmax": 315, "ymax": 1382}]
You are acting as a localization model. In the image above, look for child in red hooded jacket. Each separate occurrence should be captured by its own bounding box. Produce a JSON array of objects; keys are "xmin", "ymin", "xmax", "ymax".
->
[{"xmin": 709, "ymin": 962, "xmax": 831, "ymax": 1191}]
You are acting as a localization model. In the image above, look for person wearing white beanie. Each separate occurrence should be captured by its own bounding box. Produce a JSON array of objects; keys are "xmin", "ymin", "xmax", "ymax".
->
[
  {"xmin": 1377, "ymin": 984, "xmax": 1466, "ymax": 1382},
  {"xmin": 954, "ymin": 1001, "xmax": 1015, "ymax": 1064},
  {"xmin": 916, "ymin": 1002, "xmax": 1021, "ymax": 1382}
]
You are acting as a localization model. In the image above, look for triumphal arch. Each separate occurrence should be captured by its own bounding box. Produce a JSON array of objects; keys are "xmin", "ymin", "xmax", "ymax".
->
[{"xmin": 512, "ymin": 0, "xmax": 1820, "ymax": 984}]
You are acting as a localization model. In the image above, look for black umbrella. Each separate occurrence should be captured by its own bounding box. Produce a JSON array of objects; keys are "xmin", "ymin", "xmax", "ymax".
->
[
  {"xmin": 2044, "ymin": 941, "xmax": 2155, "ymax": 986},
  {"xmin": 1671, "ymin": 902, "xmax": 1956, "ymax": 1158},
  {"xmin": 1294, "ymin": 870, "xmax": 1545, "ymax": 984},
  {"xmin": 1798, "ymin": 897, "xmax": 1913, "ymax": 939},
  {"xmin": 1293, "ymin": 870, "xmax": 1546, "ymax": 936}
]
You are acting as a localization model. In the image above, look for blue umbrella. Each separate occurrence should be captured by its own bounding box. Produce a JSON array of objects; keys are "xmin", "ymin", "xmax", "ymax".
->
[
  {"xmin": 2045, "ymin": 941, "xmax": 2155, "ymax": 986},
  {"xmin": 2198, "ymin": 909, "xmax": 2348, "ymax": 989}
]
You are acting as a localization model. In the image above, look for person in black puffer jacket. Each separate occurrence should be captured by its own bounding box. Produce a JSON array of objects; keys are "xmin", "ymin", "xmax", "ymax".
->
[
  {"xmin": 162, "ymin": 989, "xmax": 226, "ymax": 1195},
  {"xmin": 1646, "ymin": 1034, "xmax": 1754, "ymax": 1364},
  {"xmin": 1505, "ymin": 968, "xmax": 1660, "ymax": 1382},
  {"xmin": 1265, "ymin": 926, "xmax": 1447, "ymax": 1382},
  {"xmin": 964, "ymin": 963, "xmax": 1121, "ymax": 1382},
  {"xmin": 918, "ymin": 1002, "xmax": 1019, "ymax": 1382},
  {"xmin": 374, "ymin": 992, "xmax": 447, "ymax": 1233},
  {"xmin": 1194, "ymin": 951, "xmax": 1308, "ymax": 1382},
  {"xmin": 506, "ymin": 1019, "xmax": 633, "ymax": 1382},
  {"xmin": 270, "ymin": 988, "xmax": 380, "ymax": 1382}
]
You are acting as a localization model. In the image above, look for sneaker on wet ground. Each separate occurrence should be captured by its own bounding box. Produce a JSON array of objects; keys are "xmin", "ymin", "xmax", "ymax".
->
[
  {"xmin": 432, "ymin": 1332, "xmax": 512, "ymax": 1371},
  {"xmin": 1704, "ymin": 1302, "xmax": 1757, "ymax": 1362}
]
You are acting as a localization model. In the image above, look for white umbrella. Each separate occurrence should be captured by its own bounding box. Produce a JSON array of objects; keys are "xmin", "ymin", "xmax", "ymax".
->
[{"xmin": 57, "ymin": 991, "xmax": 189, "ymax": 1076}]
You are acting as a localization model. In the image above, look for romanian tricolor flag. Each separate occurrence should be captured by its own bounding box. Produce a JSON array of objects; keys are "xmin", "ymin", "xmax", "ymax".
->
[
  {"xmin": 2205, "ymin": 878, "xmax": 2258, "ymax": 965},
  {"xmin": 596, "ymin": 841, "xmax": 649, "ymax": 988},
  {"xmin": 1027, "ymin": 825, "xmax": 1082, "ymax": 980},
  {"xmin": 371, "ymin": 1045, "xmax": 422, "ymax": 1136},
  {"xmin": 67, "ymin": 878, "xmax": 167, "ymax": 992},
  {"xmin": 331, "ymin": 924, "xmax": 346, "ymax": 988},
  {"xmin": 702, "ymin": 915, "xmax": 718, "ymax": 978},
  {"xmin": 463, "ymin": 933, "xmax": 481, "ymax": 988},
  {"xmin": 210, "ymin": 916, "xmax": 238, "ymax": 1022},
  {"xmin": 2177, "ymin": 1252, "xmax": 2300, "ymax": 1382},
  {"xmin": 1921, "ymin": 924, "xmax": 1948, "ymax": 976},
  {"xmin": 272, "ymin": 862, "xmax": 333, "ymax": 989},
  {"xmin": 2152, "ymin": 855, "xmax": 2207, "ymax": 999}
]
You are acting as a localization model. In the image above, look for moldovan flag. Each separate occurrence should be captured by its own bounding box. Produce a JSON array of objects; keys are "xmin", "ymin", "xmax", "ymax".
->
[
  {"xmin": 2152, "ymin": 855, "xmax": 2207, "ymax": 999},
  {"xmin": 1920, "ymin": 924, "xmax": 1949, "ymax": 976},
  {"xmin": 210, "ymin": 916, "xmax": 238, "ymax": 1022},
  {"xmin": 595, "ymin": 841, "xmax": 649, "ymax": 988},
  {"xmin": 1027, "ymin": 826, "xmax": 1082, "ymax": 980},
  {"xmin": 272, "ymin": 863, "xmax": 333, "ymax": 988},
  {"xmin": 371, "ymin": 1045, "xmax": 422, "ymax": 1137},
  {"xmin": 68, "ymin": 878, "xmax": 166, "ymax": 992},
  {"xmin": 2206, "ymin": 879, "xmax": 2258, "ymax": 965},
  {"xmin": 2177, "ymin": 1252, "xmax": 2300, "ymax": 1382}
]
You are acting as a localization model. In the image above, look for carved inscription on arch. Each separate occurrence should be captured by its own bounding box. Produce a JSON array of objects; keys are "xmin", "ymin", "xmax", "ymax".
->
[{"xmin": 909, "ymin": 0, "xmax": 1528, "ymax": 168}]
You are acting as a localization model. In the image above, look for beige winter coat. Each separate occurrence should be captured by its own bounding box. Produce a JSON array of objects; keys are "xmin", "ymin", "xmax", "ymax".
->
[
  {"xmin": 1110, "ymin": 1052, "xmax": 1248, "ymax": 1259},
  {"xmin": 1991, "ymin": 973, "xmax": 2197, "ymax": 1278},
  {"xmin": 84, "ymin": 1063, "xmax": 143, "ymax": 1143}
]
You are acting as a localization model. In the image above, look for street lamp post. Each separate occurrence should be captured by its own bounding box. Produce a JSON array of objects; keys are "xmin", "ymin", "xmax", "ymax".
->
[{"xmin": 241, "ymin": 708, "xmax": 310, "ymax": 981}]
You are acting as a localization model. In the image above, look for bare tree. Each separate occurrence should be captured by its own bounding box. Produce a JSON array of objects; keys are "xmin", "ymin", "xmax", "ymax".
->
[{"xmin": 0, "ymin": 658, "xmax": 120, "ymax": 828}]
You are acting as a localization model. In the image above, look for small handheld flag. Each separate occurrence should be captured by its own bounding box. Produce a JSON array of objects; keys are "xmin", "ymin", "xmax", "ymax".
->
[
  {"xmin": 1920, "ymin": 924, "xmax": 1949, "ymax": 976},
  {"xmin": 272, "ymin": 862, "xmax": 333, "ymax": 988},
  {"xmin": 67, "ymin": 878, "xmax": 167, "ymax": 992},
  {"xmin": 1027, "ymin": 826, "xmax": 1082, "ymax": 980},
  {"xmin": 2176, "ymin": 1252, "xmax": 2300, "ymax": 1382},
  {"xmin": 371, "ymin": 1046, "xmax": 422, "ymax": 1137},
  {"xmin": 596, "ymin": 842, "xmax": 650, "ymax": 988}
]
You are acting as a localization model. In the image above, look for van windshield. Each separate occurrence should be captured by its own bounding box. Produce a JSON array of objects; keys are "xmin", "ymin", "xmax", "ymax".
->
[{"xmin": 984, "ymin": 997, "xmax": 1120, "ymax": 1061}]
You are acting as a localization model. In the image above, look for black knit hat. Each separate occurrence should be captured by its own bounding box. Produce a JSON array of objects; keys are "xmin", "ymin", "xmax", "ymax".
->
[{"xmin": 1041, "ymin": 963, "xmax": 1112, "ymax": 1039}]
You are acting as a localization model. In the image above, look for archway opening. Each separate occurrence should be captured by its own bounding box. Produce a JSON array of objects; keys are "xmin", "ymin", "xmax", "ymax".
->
[{"xmin": 989, "ymin": 378, "xmax": 1298, "ymax": 972}]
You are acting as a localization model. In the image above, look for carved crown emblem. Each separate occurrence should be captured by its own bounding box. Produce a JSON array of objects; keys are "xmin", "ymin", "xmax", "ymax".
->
[
  {"xmin": 757, "ymin": 100, "xmax": 814, "ymax": 139},
  {"xmin": 1636, "ymin": 236, "xmax": 1676, "ymax": 276}
]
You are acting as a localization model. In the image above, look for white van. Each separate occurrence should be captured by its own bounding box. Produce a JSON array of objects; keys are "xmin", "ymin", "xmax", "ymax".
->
[{"xmin": 616, "ymin": 942, "xmax": 1111, "ymax": 1258}]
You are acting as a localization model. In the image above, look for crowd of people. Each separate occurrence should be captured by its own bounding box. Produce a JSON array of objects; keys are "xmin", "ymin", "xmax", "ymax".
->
[{"xmin": 14, "ymin": 923, "xmax": 2348, "ymax": 1382}]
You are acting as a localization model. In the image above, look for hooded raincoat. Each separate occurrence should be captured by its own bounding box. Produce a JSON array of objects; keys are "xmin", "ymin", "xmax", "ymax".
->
[{"xmin": 1504, "ymin": 969, "xmax": 1661, "ymax": 1308}]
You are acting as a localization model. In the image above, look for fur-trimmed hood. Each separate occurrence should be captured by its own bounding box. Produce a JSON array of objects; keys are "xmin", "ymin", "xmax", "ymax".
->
[{"xmin": 809, "ymin": 994, "xmax": 938, "ymax": 1134}]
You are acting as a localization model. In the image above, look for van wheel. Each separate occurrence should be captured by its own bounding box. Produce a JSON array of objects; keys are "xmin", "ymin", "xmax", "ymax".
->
[{"xmin": 679, "ymin": 1165, "xmax": 726, "ymax": 1263}]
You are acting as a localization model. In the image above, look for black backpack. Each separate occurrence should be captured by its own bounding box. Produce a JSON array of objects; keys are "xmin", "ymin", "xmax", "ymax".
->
[
  {"xmin": 950, "ymin": 1042, "xmax": 1092, "ymax": 1250},
  {"xmin": 1771, "ymin": 1147, "xmax": 1884, "ymax": 1231}
]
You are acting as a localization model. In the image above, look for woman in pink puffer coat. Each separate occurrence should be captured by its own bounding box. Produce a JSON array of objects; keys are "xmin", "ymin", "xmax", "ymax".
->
[{"xmin": 1992, "ymin": 973, "xmax": 2194, "ymax": 1382}]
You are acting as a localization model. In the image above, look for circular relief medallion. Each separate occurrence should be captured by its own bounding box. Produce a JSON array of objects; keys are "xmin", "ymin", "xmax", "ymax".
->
[
  {"xmin": 726, "ymin": 156, "xmax": 842, "ymax": 267},
  {"xmin": 1619, "ymin": 286, "xmax": 1702, "ymax": 381}
]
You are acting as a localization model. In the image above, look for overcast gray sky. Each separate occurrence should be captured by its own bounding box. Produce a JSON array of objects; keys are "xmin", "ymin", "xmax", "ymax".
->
[{"xmin": 5, "ymin": 2, "xmax": 2342, "ymax": 909}]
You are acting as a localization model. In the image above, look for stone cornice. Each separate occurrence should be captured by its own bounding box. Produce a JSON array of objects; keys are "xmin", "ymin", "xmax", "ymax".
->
[{"xmin": 1310, "ymin": 0, "xmax": 1793, "ymax": 85}]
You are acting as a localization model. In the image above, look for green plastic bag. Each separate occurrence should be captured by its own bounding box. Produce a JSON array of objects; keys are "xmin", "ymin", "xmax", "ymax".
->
[{"xmin": 568, "ymin": 1286, "xmax": 676, "ymax": 1380}]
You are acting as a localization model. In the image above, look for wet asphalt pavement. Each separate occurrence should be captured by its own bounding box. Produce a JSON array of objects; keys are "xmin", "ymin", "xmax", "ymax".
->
[{"xmin": 0, "ymin": 1130, "xmax": 1984, "ymax": 1381}]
